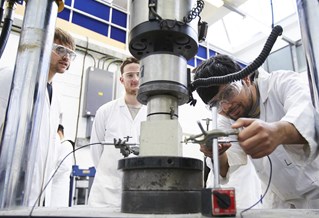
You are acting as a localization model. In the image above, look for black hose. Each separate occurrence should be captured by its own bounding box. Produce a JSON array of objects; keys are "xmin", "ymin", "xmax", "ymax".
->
[
  {"xmin": 190, "ymin": 25, "xmax": 283, "ymax": 91},
  {"xmin": 0, "ymin": 17, "xmax": 13, "ymax": 58},
  {"xmin": 184, "ymin": 0, "xmax": 205, "ymax": 23},
  {"xmin": 0, "ymin": 0, "xmax": 5, "ymax": 23},
  {"xmin": 0, "ymin": 2, "xmax": 14, "ymax": 59}
]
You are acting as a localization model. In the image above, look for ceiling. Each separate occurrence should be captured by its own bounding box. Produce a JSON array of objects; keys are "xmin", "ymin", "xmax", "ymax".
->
[
  {"xmin": 106, "ymin": 0, "xmax": 301, "ymax": 63},
  {"xmin": 202, "ymin": 0, "xmax": 301, "ymax": 63}
]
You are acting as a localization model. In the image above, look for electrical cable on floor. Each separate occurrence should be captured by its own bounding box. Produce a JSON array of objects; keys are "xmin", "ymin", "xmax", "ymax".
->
[
  {"xmin": 28, "ymin": 142, "xmax": 98, "ymax": 217},
  {"xmin": 28, "ymin": 140, "xmax": 138, "ymax": 217},
  {"xmin": 240, "ymin": 155, "xmax": 273, "ymax": 218}
]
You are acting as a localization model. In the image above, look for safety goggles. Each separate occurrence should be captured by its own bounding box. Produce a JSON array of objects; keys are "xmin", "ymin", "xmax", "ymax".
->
[
  {"xmin": 206, "ymin": 81, "xmax": 244, "ymax": 112},
  {"xmin": 52, "ymin": 43, "xmax": 76, "ymax": 61},
  {"xmin": 122, "ymin": 71, "xmax": 140, "ymax": 80}
]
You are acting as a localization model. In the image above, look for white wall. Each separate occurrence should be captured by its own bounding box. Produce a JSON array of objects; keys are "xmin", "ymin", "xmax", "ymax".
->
[
  {"xmin": 179, "ymin": 92, "xmax": 212, "ymax": 161},
  {"xmin": 0, "ymin": 31, "xmax": 20, "ymax": 69}
]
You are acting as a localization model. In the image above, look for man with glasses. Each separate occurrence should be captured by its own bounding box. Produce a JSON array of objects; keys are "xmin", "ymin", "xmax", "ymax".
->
[
  {"xmin": 28, "ymin": 27, "xmax": 76, "ymax": 207},
  {"xmin": 88, "ymin": 57, "xmax": 147, "ymax": 209},
  {"xmin": 193, "ymin": 54, "xmax": 319, "ymax": 209}
]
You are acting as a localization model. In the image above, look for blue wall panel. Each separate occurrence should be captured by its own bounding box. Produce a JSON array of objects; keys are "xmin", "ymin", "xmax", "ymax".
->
[
  {"xmin": 111, "ymin": 27, "xmax": 126, "ymax": 43},
  {"xmin": 209, "ymin": 49, "xmax": 216, "ymax": 58},
  {"xmin": 197, "ymin": 45, "xmax": 207, "ymax": 59},
  {"xmin": 187, "ymin": 57, "xmax": 195, "ymax": 67},
  {"xmin": 54, "ymin": 0, "xmax": 225, "ymax": 64},
  {"xmin": 72, "ymin": 12, "xmax": 109, "ymax": 36},
  {"xmin": 112, "ymin": 9, "xmax": 127, "ymax": 28},
  {"xmin": 58, "ymin": 8, "xmax": 70, "ymax": 21},
  {"xmin": 74, "ymin": 0, "xmax": 110, "ymax": 21},
  {"xmin": 65, "ymin": 0, "xmax": 72, "ymax": 6},
  {"xmin": 196, "ymin": 58, "xmax": 203, "ymax": 67}
]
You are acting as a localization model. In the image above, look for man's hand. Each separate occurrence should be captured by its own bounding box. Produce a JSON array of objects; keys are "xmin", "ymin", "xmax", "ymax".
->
[
  {"xmin": 231, "ymin": 118, "xmax": 305, "ymax": 158},
  {"xmin": 199, "ymin": 142, "xmax": 231, "ymax": 177},
  {"xmin": 199, "ymin": 142, "xmax": 231, "ymax": 158}
]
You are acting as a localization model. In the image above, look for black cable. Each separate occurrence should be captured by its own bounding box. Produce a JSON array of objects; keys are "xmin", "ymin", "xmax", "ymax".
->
[
  {"xmin": 28, "ymin": 141, "xmax": 119, "ymax": 217},
  {"xmin": 240, "ymin": 155, "xmax": 273, "ymax": 218},
  {"xmin": 149, "ymin": 6, "xmax": 162, "ymax": 20},
  {"xmin": 28, "ymin": 142, "xmax": 100, "ymax": 217},
  {"xmin": 148, "ymin": 0, "xmax": 205, "ymax": 29},
  {"xmin": 146, "ymin": 112, "xmax": 178, "ymax": 119},
  {"xmin": 0, "ymin": 0, "xmax": 14, "ymax": 59},
  {"xmin": 184, "ymin": 0, "xmax": 205, "ymax": 23},
  {"xmin": 0, "ymin": 0, "xmax": 5, "ymax": 23},
  {"xmin": 61, "ymin": 139, "xmax": 77, "ymax": 166},
  {"xmin": 235, "ymin": 9, "xmax": 277, "ymax": 209},
  {"xmin": 190, "ymin": 25, "xmax": 283, "ymax": 91},
  {"xmin": 270, "ymin": 0, "xmax": 274, "ymax": 28},
  {"xmin": 28, "ymin": 139, "xmax": 138, "ymax": 217}
]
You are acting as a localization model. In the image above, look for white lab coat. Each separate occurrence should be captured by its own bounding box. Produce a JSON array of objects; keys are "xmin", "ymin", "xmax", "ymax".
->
[
  {"xmin": 206, "ymin": 115, "xmax": 263, "ymax": 209},
  {"xmin": 28, "ymin": 83, "xmax": 65, "ymax": 207},
  {"xmin": 224, "ymin": 69, "xmax": 319, "ymax": 208},
  {"xmin": 88, "ymin": 97, "xmax": 147, "ymax": 209},
  {"xmin": 50, "ymin": 137, "xmax": 74, "ymax": 207}
]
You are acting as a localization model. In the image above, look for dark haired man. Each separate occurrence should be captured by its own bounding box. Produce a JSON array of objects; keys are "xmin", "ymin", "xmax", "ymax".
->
[
  {"xmin": 193, "ymin": 54, "xmax": 319, "ymax": 208},
  {"xmin": 28, "ymin": 27, "xmax": 76, "ymax": 207}
]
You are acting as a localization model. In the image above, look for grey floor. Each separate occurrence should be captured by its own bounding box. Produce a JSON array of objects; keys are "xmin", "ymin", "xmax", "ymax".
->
[{"xmin": 0, "ymin": 207, "xmax": 319, "ymax": 218}]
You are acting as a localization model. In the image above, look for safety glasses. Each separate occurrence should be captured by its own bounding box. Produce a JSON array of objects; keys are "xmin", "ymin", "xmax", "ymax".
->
[
  {"xmin": 206, "ymin": 81, "xmax": 244, "ymax": 112},
  {"xmin": 122, "ymin": 72, "xmax": 140, "ymax": 80},
  {"xmin": 52, "ymin": 43, "xmax": 76, "ymax": 61}
]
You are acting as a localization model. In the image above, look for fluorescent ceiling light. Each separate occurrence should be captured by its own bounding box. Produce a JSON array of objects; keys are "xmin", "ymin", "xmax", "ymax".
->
[{"xmin": 206, "ymin": 0, "xmax": 224, "ymax": 8}]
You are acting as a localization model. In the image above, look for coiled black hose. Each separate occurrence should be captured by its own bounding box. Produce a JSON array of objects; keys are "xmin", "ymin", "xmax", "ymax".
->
[
  {"xmin": 184, "ymin": 0, "xmax": 205, "ymax": 23},
  {"xmin": 190, "ymin": 25, "xmax": 283, "ymax": 91}
]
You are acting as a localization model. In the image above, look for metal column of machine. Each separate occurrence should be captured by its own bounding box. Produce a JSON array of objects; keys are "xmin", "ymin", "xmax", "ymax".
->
[
  {"xmin": 296, "ymin": 0, "xmax": 319, "ymax": 110},
  {"xmin": 118, "ymin": 0, "xmax": 206, "ymax": 214},
  {"xmin": 0, "ymin": 0, "xmax": 63, "ymax": 208}
]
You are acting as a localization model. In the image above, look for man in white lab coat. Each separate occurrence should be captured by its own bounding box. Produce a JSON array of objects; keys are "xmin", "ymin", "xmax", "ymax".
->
[
  {"xmin": 88, "ymin": 57, "xmax": 147, "ymax": 209},
  {"xmin": 28, "ymin": 28, "xmax": 76, "ymax": 207},
  {"xmin": 193, "ymin": 54, "xmax": 319, "ymax": 209}
]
